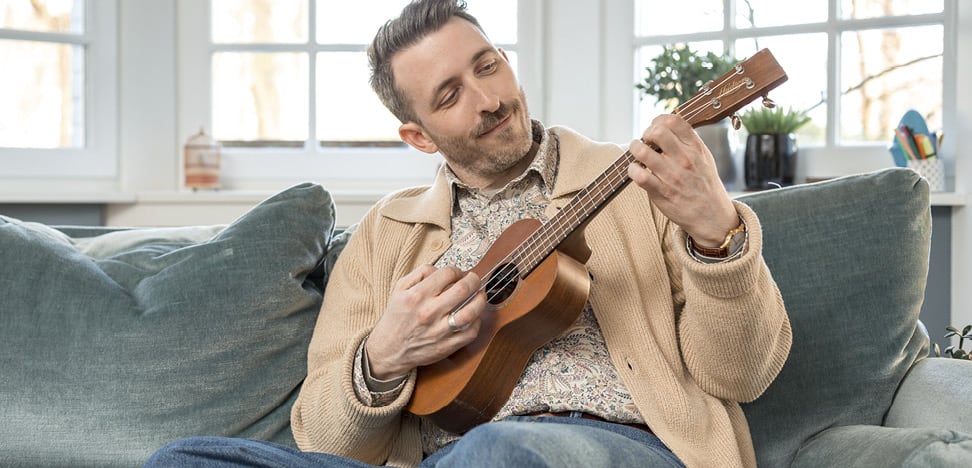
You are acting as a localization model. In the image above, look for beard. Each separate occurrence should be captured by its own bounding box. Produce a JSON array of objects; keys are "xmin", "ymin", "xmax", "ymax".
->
[{"xmin": 428, "ymin": 88, "xmax": 534, "ymax": 182}]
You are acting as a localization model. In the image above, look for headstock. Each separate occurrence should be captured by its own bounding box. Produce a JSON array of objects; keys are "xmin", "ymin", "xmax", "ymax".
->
[{"xmin": 675, "ymin": 48, "xmax": 788, "ymax": 128}]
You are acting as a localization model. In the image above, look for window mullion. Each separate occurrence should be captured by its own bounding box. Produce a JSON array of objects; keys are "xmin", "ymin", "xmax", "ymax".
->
[
  {"xmin": 307, "ymin": 0, "xmax": 317, "ymax": 156},
  {"xmin": 826, "ymin": 0, "xmax": 839, "ymax": 147},
  {"xmin": 723, "ymin": 0, "xmax": 733, "ymax": 56}
]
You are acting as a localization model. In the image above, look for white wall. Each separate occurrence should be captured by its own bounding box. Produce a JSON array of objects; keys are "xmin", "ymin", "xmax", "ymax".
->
[{"xmin": 119, "ymin": 0, "xmax": 178, "ymax": 193}]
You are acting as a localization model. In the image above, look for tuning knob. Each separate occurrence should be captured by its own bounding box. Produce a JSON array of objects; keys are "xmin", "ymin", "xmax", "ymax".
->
[
  {"xmin": 762, "ymin": 96, "xmax": 777, "ymax": 108},
  {"xmin": 730, "ymin": 114, "xmax": 741, "ymax": 130}
]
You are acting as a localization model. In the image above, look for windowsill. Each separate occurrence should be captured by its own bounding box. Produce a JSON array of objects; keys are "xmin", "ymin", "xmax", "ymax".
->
[
  {"xmin": 132, "ymin": 189, "xmax": 388, "ymax": 205},
  {"xmin": 1, "ymin": 189, "xmax": 965, "ymax": 207},
  {"xmin": 0, "ymin": 192, "xmax": 137, "ymax": 204}
]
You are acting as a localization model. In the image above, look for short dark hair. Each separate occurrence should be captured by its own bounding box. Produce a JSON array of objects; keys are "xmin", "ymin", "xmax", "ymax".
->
[{"xmin": 368, "ymin": 0, "xmax": 485, "ymax": 123}]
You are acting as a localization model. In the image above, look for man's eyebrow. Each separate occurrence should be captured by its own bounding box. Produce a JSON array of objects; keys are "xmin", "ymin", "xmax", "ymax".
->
[{"xmin": 428, "ymin": 46, "xmax": 498, "ymax": 108}]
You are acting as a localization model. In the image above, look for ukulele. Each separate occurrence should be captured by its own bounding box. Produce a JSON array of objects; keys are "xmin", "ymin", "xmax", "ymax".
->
[{"xmin": 406, "ymin": 48, "xmax": 788, "ymax": 434}]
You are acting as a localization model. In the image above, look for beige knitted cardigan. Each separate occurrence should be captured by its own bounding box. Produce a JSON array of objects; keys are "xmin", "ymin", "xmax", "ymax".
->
[{"xmin": 291, "ymin": 125, "xmax": 792, "ymax": 468}]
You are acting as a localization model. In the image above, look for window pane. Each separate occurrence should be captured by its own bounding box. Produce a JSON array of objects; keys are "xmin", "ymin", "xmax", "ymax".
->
[
  {"xmin": 840, "ymin": 0, "xmax": 943, "ymax": 19},
  {"xmin": 466, "ymin": 0, "xmax": 517, "ymax": 44},
  {"xmin": 734, "ymin": 0, "xmax": 826, "ymax": 28},
  {"xmin": 315, "ymin": 0, "xmax": 406, "ymax": 44},
  {"xmin": 316, "ymin": 52, "xmax": 399, "ymax": 143},
  {"xmin": 839, "ymin": 25, "xmax": 942, "ymax": 144},
  {"xmin": 315, "ymin": 0, "xmax": 517, "ymax": 45},
  {"xmin": 212, "ymin": 52, "xmax": 308, "ymax": 144},
  {"xmin": 735, "ymin": 34, "xmax": 827, "ymax": 145},
  {"xmin": 634, "ymin": 0, "xmax": 723, "ymax": 36},
  {"xmin": 0, "ymin": 39, "xmax": 83, "ymax": 148},
  {"xmin": 212, "ymin": 0, "xmax": 307, "ymax": 44},
  {"xmin": 0, "ymin": 0, "xmax": 84, "ymax": 33}
]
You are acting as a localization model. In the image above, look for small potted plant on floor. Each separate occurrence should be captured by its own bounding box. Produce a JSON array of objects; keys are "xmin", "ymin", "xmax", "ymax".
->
[
  {"xmin": 738, "ymin": 106, "xmax": 811, "ymax": 190},
  {"xmin": 637, "ymin": 44, "xmax": 739, "ymax": 185}
]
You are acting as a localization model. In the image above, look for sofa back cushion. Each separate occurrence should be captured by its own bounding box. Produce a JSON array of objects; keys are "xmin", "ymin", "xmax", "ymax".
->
[
  {"xmin": 0, "ymin": 183, "xmax": 334, "ymax": 467},
  {"xmin": 738, "ymin": 168, "xmax": 931, "ymax": 467}
]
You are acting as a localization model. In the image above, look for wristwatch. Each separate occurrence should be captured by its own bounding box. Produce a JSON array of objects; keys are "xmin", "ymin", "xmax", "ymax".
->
[{"xmin": 688, "ymin": 218, "xmax": 747, "ymax": 258}]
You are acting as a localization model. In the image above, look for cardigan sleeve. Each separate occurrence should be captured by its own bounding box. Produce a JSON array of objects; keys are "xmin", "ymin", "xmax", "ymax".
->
[
  {"xmin": 290, "ymin": 208, "xmax": 417, "ymax": 465},
  {"xmin": 666, "ymin": 200, "xmax": 792, "ymax": 403}
]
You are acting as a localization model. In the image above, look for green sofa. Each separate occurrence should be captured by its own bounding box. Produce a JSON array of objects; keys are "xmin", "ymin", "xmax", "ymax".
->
[{"xmin": 1, "ymin": 168, "xmax": 970, "ymax": 467}]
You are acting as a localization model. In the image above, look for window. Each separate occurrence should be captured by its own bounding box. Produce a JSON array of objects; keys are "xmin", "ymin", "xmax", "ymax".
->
[
  {"xmin": 178, "ymin": 0, "xmax": 528, "ymax": 189},
  {"xmin": 0, "ymin": 0, "xmax": 117, "ymax": 178},
  {"xmin": 633, "ymin": 0, "xmax": 947, "ymax": 153}
]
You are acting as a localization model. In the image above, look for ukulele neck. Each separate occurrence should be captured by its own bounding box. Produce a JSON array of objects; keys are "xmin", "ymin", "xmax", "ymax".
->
[{"xmin": 513, "ymin": 150, "xmax": 636, "ymax": 277}]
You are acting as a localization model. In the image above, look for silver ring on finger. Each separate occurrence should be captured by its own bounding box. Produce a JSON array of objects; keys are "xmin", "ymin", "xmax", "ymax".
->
[{"xmin": 447, "ymin": 311, "xmax": 462, "ymax": 333}]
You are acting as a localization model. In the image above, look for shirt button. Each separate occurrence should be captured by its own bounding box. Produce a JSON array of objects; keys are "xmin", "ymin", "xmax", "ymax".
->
[{"xmin": 431, "ymin": 240, "xmax": 446, "ymax": 252}]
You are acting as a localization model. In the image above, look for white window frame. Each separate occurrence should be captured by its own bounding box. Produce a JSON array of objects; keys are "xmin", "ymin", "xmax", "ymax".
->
[
  {"xmin": 176, "ymin": 0, "xmax": 543, "ymax": 191},
  {"xmin": 0, "ymin": 0, "xmax": 118, "ymax": 180},
  {"xmin": 604, "ymin": 0, "xmax": 957, "ymax": 179}
]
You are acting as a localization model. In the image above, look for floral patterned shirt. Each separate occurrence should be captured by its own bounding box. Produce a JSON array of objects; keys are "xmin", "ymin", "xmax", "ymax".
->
[{"xmin": 350, "ymin": 121, "xmax": 646, "ymax": 455}]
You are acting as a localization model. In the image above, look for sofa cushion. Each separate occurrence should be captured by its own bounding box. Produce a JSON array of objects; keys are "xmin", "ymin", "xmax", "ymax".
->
[
  {"xmin": 885, "ymin": 357, "xmax": 972, "ymax": 434},
  {"xmin": 737, "ymin": 168, "xmax": 932, "ymax": 467},
  {"xmin": 791, "ymin": 425, "xmax": 972, "ymax": 467},
  {"xmin": 0, "ymin": 183, "xmax": 334, "ymax": 467}
]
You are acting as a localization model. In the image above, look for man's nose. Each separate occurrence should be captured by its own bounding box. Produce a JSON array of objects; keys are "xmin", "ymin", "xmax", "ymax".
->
[{"xmin": 470, "ymin": 82, "xmax": 501, "ymax": 114}]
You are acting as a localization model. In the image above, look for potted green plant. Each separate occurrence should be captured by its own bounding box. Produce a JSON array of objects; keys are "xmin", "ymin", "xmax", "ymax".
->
[
  {"xmin": 738, "ymin": 106, "xmax": 811, "ymax": 190},
  {"xmin": 636, "ymin": 44, "xmax": 737, "ymax": 111},
  {"xmin": 636, "ymin": 44, "xmax": 739, "ymax": 185},
  {"xmin": 934, "ymin": 325, "xmax": 972, "ymax": 360}
]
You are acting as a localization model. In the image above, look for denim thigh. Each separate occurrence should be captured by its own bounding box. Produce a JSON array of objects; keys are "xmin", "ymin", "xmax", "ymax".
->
[
  {"xmin": 422, "ymin": 415, "xmax": 684, "ymax": 468},
  {"xmin": 144, "ymin": 436, "xmax": 375, "ymax": 468}
]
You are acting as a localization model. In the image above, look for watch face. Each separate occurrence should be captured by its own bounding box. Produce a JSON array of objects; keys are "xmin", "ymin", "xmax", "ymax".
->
[{"xmin": 727, "ymin": 230, "xmax": 747, "ymax": 255}]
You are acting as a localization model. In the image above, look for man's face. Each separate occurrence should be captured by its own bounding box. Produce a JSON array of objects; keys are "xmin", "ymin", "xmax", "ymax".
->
[{"xmin": 392, "ymin": 17, "xmax": 534, "ymax": 187}]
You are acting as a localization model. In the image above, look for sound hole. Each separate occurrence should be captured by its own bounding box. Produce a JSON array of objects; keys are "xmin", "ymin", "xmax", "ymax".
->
[{"xmin": 485, "ymin": 263, "xmax": 520, "ymax": 305}]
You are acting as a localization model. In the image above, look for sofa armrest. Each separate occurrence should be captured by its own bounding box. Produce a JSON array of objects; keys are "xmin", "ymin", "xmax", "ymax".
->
[{"xmin": 885, "ymin": 357, "xmax": 972, "ymax": 433}]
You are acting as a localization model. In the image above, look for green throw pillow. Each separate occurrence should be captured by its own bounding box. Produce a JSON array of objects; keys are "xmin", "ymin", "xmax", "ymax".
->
[
  {"xmin": 0, "ymin": 182, "xmax": 334, "ymax": 467},
  {"xmin": 738, "ymin": 168, "xmax": 931, "ymax": 467}
]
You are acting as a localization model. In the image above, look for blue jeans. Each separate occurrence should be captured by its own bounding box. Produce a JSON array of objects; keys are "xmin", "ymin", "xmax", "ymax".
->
[{"xmin": 144, "ymin": 415, "xmax": 684, "ymax": 467}]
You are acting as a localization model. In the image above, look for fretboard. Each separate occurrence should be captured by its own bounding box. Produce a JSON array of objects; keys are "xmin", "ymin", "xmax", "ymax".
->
[{"xmin": 512, "ymin": 149, "xmax": 637, "ymax": 275}]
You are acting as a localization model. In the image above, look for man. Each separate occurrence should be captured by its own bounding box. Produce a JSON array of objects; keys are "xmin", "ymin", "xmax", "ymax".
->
[{"xmin": 147, "ymin": 1, "xmax": 790, "ymax": 466}]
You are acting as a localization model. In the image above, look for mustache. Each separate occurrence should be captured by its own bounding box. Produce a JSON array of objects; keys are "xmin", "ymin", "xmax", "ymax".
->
[{"xmin": 473, "ymin": 100, "xmax": 520, "ymax": 137}]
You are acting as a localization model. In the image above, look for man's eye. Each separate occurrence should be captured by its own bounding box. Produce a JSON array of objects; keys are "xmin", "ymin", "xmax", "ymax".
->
[
  {"xmin": 479, "ymin": 60, "xmax": 497, "ymax": 74},
  {"xmin": 440, "ymin": 90, "xmax": 458, "ymax": 107}
]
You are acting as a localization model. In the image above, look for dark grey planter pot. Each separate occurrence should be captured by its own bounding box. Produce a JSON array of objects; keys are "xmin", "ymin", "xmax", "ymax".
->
[{"xmin": 744, "ymin": 133, "xmax": 797, "ymax": 190}]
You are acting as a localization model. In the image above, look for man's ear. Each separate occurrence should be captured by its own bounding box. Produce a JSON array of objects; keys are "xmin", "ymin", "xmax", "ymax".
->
[{"xmin": 399, "ymin": 122, "xmax": 438, "ymax": 154}]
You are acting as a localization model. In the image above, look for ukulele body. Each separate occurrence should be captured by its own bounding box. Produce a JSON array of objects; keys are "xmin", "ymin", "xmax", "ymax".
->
[{"xmin": 405, "ymin": 218, "xmax": 591, "ymax": 434}]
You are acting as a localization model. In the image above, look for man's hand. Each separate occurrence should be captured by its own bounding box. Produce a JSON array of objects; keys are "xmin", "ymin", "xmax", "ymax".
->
[
  {"xmin": 627, "ymin": 114, "xmax": 739, "ymax": 248},
  {"xmin": 365, "ymin": 265, "xmax": 485, "ymax": 380}
]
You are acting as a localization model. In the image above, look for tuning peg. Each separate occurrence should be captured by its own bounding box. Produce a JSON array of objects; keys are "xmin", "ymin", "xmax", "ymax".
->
[
  {"xmin": 762, "ymin": 96, "xmax": 777, "ymax": 108},
  {"xmin": 730, "ymin": 114, "xmax": 741, "ymax": 130}
]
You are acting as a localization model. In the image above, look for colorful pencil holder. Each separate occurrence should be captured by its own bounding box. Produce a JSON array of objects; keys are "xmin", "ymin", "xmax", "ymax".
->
[{"xmin": 906, "ymin": 158, "xmax": 946, "ymax": 192}]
